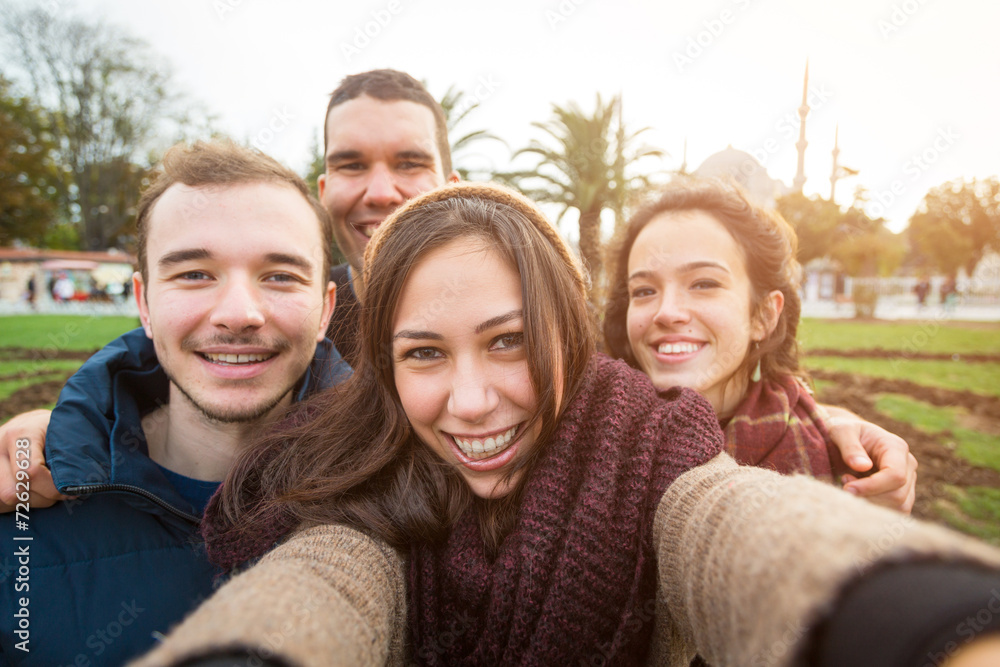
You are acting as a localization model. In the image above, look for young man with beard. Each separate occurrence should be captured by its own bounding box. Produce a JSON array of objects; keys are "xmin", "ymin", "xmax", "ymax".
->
[{"xmin": 0, "ymin": 140, "xmax": 350, "ymax": 666}]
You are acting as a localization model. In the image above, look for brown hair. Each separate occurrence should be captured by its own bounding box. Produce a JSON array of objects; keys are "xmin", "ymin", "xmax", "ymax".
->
[
  {"xmin": 212, "ymin": 182, "xmax": 595, "ymax": 558},
  {"xmin": 323, "ymin": 69, "xmax": 453, "ymax": 176},
  {"xmin": 135, "ymin": 140, "xmax": 333, "ymax": 285},
  {"xmin": 603, "ymin": 178, "xmax": 803, "ymax": 386}
]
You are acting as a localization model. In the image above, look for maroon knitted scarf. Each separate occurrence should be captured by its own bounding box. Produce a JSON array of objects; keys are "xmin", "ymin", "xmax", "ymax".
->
[
  {"xmin": 407, "ymin": 354, "xmax": 723, "ymax": 666},
  {"xmin": 721, "ymin": 373, "xmax": 841, "ymax": 482}
]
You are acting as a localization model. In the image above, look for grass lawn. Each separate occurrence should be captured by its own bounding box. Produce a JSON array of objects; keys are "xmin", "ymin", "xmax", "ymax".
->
[
  {"xmin": 804, "ymin": 356, "xmax": 1000, "ymax": 398},
  {"xmin": 799, "ymin": 318, "xmax": 1000, "ymax": 355},
  {"xmin": 0, "ymin": 315, "xmax": 137, "ymax": 416},
  {"xmin": 0, "ymin": 314, "xmax": 139, "ymax": 350}
]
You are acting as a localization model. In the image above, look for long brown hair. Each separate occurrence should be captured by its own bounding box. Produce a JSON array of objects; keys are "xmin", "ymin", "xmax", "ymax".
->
[
  {"xmin": 604, "ymin": 178, "xmax": 803, "ymax": 386},
  {"xmin": 211, "ymin": 182, "xmax": 595, "ymax": 560}
]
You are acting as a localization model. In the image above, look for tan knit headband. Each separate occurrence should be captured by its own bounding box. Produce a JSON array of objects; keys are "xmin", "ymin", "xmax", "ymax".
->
[{"xmin": 362, "ymin": 181, "xmax": 587, "ymax": 295}]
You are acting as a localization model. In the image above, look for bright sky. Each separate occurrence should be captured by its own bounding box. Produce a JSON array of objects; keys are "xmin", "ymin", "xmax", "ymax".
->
[{"xmin": 60, "ymin": 0, "xmax": 1000, "ymax": 232}]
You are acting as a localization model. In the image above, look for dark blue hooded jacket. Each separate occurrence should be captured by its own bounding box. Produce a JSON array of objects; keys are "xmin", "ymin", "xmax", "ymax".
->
[{"xmin": 0, "ymin": 328, "xmax": 350, "ymax": 666}]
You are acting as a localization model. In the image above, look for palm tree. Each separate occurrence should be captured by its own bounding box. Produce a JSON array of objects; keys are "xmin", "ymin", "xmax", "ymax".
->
[
  {"xmin": 437, "ymin": 84, "xmax": 507, "ymax": 181},
  {"xmin": 499, "ymin": 94, "xmax": 663, "ymax": 305}
]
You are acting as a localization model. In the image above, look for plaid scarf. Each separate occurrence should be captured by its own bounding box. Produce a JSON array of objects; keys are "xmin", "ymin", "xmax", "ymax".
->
[
  {"xmin": 722, "ymin": 373, "xmax": 839, "ymax": 482},
  {"xmin": 407, "ymin": 354, "xmax": 723, "ymax": 666}
]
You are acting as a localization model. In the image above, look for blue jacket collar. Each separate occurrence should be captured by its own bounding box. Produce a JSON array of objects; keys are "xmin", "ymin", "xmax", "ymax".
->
[{"xmin": 46, "ymin": 328, "xmax": 350, "ymax": 513}]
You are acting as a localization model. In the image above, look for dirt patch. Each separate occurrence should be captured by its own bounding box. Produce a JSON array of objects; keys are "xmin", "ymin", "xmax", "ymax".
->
[
  {"xmin": 816, "ymin": 376, "xmax": 1000, "ymax": 523},
  {"xmin": 809, "ymin": 369, "xmax": 1000, "ymax": 421},
  {"xmin": 806, "ymin": 348, "xmax": 1000, "ymax": 363},
  {"xmin": 0, "ymin": 347, "xmax": 97, "ymax": 362},
  {"xmin": 0, "ymin": 375, "xmax": 74, "ymax": 422}
]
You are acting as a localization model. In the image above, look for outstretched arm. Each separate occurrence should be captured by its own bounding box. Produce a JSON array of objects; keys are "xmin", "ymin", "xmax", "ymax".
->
[
  {"xmin": 652, "ymin": 454, "xmax": 1000, "ymax": 667},
  {"xmin": 821, "ymin": 404, "xmax": 918, "ymax": 513},
  {"xmin": 130, "ymin": 523, "xmax": 406, "ymax": 667},
  {"xmin": 0, "ymin": 409, "xmax": 64, "ymax": 511}
]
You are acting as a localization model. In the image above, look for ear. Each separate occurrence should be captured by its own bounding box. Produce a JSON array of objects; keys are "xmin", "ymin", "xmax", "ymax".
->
[
  {"xmin": 317, "ymin": 172, "xmax": 327, "ymax": 199},
  {"xmin": 752, "ymin": 290, "xmax": 785, "ymax": 342},
  {"xmin": 133, "ymin": 272, "xmax": 153, "ymax": 339},
  {"xmin": 447, "ymin": 170, "xmax": 461, "ymax": 184},
  {"xmin": 316, "ymin": 281, "xmax": 336, "ymax": 343}
]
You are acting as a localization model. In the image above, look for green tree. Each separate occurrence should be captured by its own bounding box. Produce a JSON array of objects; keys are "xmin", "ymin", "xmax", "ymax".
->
[
  {"xmin": 831, "ymin": 205, "xmax": 905, "ymax": 278},
  {"xmin": 0, "ymin": 74, "xmax": 62, "ymax": 245},
  {"xmin": 500, "ymin": 94, "xmax": 662, "ymax": 304},
  {"xmin": 830, "ymin": 200, "xmax": 905, "ymax": 318},
  {"xmin": 907, "ymin": 177, "xmax": 1000, "ymax": 277},
  {"xmin": 1, "ymin": 3, "xmax": 207, "ymax": 249},
  {"xmin": 775, "ymin": 191, "xmax": 845, "ymax": 265}
]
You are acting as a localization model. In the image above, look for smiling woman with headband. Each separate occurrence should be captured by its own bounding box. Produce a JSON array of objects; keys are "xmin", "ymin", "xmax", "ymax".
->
[{"xmin": 134, "ymin": 182, "xmax": 1000, "ymax": 667}]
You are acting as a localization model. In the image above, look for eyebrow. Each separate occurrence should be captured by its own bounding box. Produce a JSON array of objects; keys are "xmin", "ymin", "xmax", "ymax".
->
[
  {"xmin": 158, "ymin": 248, "xmax": 211, "ymax": 268},
  {"xmin": 265, "ymin": 252, "xmax": 314, "ymax": 273},
  {"xmin": 475, "ymin": 309, "xmax": 522, "ymax": 334},
  {"xmin": 157, "ymin": 249, "xmax": 314, "ymax": 273},
  {"xmin": 392, "ymin": 310, "xmax": 523, "ymax": 342},
  {"xmin": 628, "ymin": 261, "xmax": 730, "ymax": 281},
  {"xmin": 326, "ymin": 148, "xmax": 435, "ymax": 166}
]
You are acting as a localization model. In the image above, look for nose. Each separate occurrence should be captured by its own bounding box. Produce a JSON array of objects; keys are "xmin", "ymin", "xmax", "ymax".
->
[
  {"xmin": 209, "ymin": 276, "xmax": 266, "ymax": 332},
  {"xmin": 652, "ymin": 286, "xmax": 691, "ymax": 327},
  {"xmin": 447, "ymin": 359, "xmax": 501, "ymax": 424},
  {"xmin": 362, "ymin": 163, "xmax": 405, "ymax": 210}
]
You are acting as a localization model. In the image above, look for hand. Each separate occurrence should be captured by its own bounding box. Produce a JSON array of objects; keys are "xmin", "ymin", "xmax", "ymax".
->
[
  {"xmin": 822, "ymin": 404, "xmax": 918, "ymax": 514},
  {"xmin": 0, "ymin": 409, "xmax": 67, "ymax": 512}
]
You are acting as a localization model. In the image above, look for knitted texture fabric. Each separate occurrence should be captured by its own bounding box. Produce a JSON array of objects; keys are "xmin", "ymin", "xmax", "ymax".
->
[
  {"xmin": 722, "ymin": 373, "xmax": 842, "ymax": 482},
  {"xmin": 407, "ymin": 353, "xmax": 724, "ymax": 666},
  {"xmin": 131, "ymin": 523, "xmax": 408, "ymax": 667}
]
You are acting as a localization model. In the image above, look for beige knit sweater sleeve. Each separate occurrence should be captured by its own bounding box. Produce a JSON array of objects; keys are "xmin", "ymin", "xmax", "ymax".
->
[
  {"xmin": 649, "ymin": 452, "xmax": 1000, "ymax": 667},
  {"xmin": 130, "ymin": 523, "xmax": 407, "ymax": 667}
]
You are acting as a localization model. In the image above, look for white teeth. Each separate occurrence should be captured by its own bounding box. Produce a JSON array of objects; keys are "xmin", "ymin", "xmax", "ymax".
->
[
  {"xmin": 203, "ymin": 352, "xmax": 272, "ymax": 364},
  {"xmin": 658, "ymin": 342, "xmax": 701, "ymax": 355},
  {"xmin": 454, "ymin": 426, "xmax": 517, "ymax": 460},
  {"xmin": 358, "ymin": 225, "xmax": 377, "ymax": 238}
]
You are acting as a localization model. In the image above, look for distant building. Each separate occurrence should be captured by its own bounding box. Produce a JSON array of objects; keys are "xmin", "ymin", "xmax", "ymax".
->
[
  {"xmin": 693, "ymin": 145, "xmax": 791, "ymax": 209},
  {"xmin": 0, "ymin": 247, "xmax": 135, "ymax": 305}
]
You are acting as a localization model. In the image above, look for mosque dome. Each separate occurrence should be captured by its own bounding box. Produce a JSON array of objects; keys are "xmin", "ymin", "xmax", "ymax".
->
[{"xmin": 693, "ymin": 145, "xmax": 791, "ymax": 209}]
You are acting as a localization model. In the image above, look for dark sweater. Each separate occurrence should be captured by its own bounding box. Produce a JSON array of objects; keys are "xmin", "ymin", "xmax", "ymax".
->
[{"xmin": 408, "ymin": 353, "xmax": 724, "ymax": 666}]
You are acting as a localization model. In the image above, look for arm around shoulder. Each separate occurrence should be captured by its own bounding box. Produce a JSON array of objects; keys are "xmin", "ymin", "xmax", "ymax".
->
[
  {"xmin": 650, "ymin": 453, "xmax": 1000, "ymax": 667},
  {"xmin": 131, "ymin": 523, "xmax": 407, "ymax": 667}
]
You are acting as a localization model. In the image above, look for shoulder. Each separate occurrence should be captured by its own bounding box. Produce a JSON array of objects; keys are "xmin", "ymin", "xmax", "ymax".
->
[
  {"xmin": 572, "ymin": 354, "xmax": 721, "ymax": 440},
  {"xmin": 329, "ymin": 262, "xmax": 352, "ymax": 286}
]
